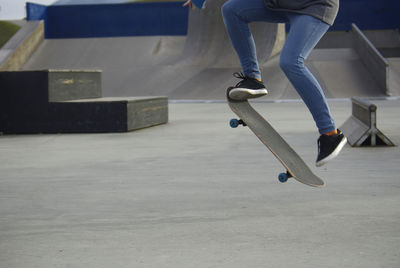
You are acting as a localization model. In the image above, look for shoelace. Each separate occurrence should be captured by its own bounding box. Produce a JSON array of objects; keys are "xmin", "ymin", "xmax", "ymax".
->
[
  {"xmin": 233, "ymin": 72, "xmax": 249, "ymax": 87},
  {"xmin": 317, "ymin": 138, "xmax": 321, "ymax": 154},
  {"xmin": 233, "ymin": 72, "xmax": 246, "ymax": 80}
]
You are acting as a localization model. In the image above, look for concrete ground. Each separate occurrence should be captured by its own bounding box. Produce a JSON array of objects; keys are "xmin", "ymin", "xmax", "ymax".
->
[{"xmin": 1, "ymin": 99, "xmax": 400, "ymax": 267}]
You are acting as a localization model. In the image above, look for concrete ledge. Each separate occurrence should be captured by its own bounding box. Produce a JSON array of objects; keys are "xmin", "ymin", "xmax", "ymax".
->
[
  {"xmin": 62, "ymin": 97, "xmax": 169, "ymax": 132},
  {"xmin": 0, "ymin": 21, "xmax": 44, "ymax": 71},
  {"xmin": 127, "ymin": 97, "xmax": 168, "ymax": 130},
  {"xmin": 351, "ymin": 23, "xmax": 389, "ymax": 95},
  {"xmin": 0, "ymin": 70, "xmax": 102, "ymax": 102},
  {"xmin": 48, "ymin": 69, "xmax": 102, "ymax": 101},
  {"xmin": 1, "ymin": 96, "xmax": 168, "ymax": 134}
]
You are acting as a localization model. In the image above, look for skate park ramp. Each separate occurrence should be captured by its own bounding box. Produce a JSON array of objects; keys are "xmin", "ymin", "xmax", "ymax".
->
[{"xmin": 22, "ymin": 0, "xmax": 400, "ymax": 101}]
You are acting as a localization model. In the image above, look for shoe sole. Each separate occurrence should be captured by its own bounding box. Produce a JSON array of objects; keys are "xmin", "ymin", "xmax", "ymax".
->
[
  {"xmin": 229, "ymin": 88, "xmax": 268, "ymax": 100},
  {"xmin": 316, "ymin": 136, "xmax": 347, "ymax": 167}
]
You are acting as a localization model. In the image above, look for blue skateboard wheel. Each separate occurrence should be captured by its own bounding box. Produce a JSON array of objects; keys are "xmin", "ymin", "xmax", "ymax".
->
[
  {"xmin": 278, "ymin": 173, "xmax": 288, "ymax": 183},
  {"xmin": 230, "ymin": 119, "xmax": 239, "ymax": 128}
]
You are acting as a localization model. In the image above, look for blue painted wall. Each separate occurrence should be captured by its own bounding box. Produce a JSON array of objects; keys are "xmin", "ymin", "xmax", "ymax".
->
[
  {"xmin": 333, "ymin": 0, "xmax": 400, "ymax": 31},
  {"xmin": 26, "ymin": 0, "xmax": 399, "ymax": 38},
  {"xmin": 27, "ymin": 2, "xmax": 189, "ymax": 38},
  {"xmin": 26, "ymin": 2, "xmax": 47, "ymax": 21}
]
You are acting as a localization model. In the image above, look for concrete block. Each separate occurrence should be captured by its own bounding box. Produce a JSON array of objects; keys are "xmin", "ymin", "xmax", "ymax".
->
[
  {"xmin": 127, "ymin": 97, "xmax": 168, "ymax": 130},
  {"xmin": 0, "ymin": 70, "xmax": 102, "ymax": 102},
  {"xmin": 48, "ymin": 69, "xmax": 102, "ymax": 101},
  {"xmin": 58, "ymin": 97, "xmax": 169, "ymax": 133},
  {"xmin": 0, "ymin": 70, "xmax": 168, "ymax": 134}
]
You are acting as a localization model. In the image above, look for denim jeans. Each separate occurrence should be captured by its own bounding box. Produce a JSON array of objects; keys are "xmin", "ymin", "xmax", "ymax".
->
[{"xmin": 222, "ymin": 0, "xmax": 336, "ymax": 134}]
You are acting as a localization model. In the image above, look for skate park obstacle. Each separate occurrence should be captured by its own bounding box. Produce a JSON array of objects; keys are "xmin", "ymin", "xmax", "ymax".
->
[
  {"xmin": 0, "ymin": 70, "xmax": 168, "ymax": 134},
  {"xmin": 351, "ymin": 23, "xmax": 390, "ymax": 95},
  {"xmin": 340, "ymin": 97, "xmax": 395, "ymax": 147}
]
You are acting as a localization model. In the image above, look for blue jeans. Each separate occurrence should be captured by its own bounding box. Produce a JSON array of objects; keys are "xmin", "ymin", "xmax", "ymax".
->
[{"xmin": 222, "ymin": 0, "xmax": 336, "ymax": 134}]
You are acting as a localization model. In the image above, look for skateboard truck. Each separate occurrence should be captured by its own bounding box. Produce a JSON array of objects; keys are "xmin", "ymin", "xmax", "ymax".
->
[
  {"xmin": 230, "ymin": 118, "xmax": 295, "ymax": 184},
  {"xmin": 230, "ymin": 118, "xmax": 294, "ymax": 184}
]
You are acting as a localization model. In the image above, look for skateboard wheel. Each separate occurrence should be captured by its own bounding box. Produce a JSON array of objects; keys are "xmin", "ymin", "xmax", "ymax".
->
[
  {"xmin": 278, "ymin": 173, "xmax": 288, "ymax": 183},
  {"xmin": 230, "ymin": 119, "xmax": 239, "ymax": 128}
]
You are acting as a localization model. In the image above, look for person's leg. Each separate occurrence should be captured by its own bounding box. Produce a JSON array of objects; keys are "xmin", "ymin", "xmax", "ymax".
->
[
  {"xmin": 279, "ymin": 14, "xmax": 347, "ymax": 166},
  {"xmin": 279, "ymin": 14, "xmax": 335, "ymax": 135},
  {"xmin": 221, "ymin": 0, "xmax": 287, "ymax": 80}
]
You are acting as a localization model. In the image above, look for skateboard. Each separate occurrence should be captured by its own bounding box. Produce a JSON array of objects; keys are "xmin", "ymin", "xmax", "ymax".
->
[{"xmin": 227, "ymin": 87, "xmax": 325, "ymax": 187}]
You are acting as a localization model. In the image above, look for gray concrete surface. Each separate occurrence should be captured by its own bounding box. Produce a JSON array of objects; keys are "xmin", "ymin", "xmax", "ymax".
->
[{"xmin": 1, "ymin": 99, "xmax": 399, "ymax": 267}]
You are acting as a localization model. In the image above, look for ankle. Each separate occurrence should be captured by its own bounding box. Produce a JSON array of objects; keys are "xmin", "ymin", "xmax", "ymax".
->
[{"xmin": 324, "ymin": 129, "xmax": 338, "ymax": 136}]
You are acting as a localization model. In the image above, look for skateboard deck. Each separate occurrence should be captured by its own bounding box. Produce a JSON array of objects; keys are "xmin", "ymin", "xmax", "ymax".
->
[{"xmin": 227, "ymin": 88, "xmax": 325, "ymax": 187}]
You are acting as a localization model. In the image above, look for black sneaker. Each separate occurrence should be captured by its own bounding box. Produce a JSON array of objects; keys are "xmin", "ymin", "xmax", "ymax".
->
[
  {"xmin": 316, "ymin": 129, "xmax": 347, "ymax": 167},
  {"xmin": 228, "ymin": 72, "xmax": 268, "ymax": 100}
]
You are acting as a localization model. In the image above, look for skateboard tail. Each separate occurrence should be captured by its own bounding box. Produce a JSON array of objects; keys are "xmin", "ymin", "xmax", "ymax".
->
[
  {"xmin": 227, "ymin": 97, "xmax": 325, "ymax": 187},
  {"xmin": 257, "ymin": 136, "xmax": 325, "ymax": 187}
]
